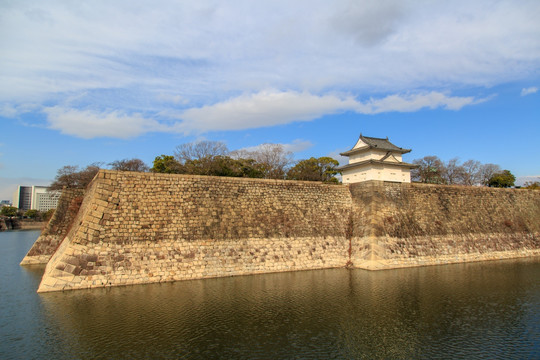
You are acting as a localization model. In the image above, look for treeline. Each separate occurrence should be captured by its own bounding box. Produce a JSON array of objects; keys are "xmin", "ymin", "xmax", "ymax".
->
[
  {"xmin": 49, "ymin": 141, "xmax": 537, "ymax": 191},
  {"xmin": 411, "ymin": 156, "xmax": 517, "ymax": 187},
  {"xmin": 0, "ymin": 206, "xmax": 55, "ymax": 221},
  {"xmin": 50, "ymin": 141, "xmax": 340, "ymax": 190}
]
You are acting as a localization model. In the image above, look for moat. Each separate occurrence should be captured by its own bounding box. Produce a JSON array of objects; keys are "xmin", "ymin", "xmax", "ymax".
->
[{"xmin": 2, "ymin": 230, "xmax": 539, "ymax": 359}]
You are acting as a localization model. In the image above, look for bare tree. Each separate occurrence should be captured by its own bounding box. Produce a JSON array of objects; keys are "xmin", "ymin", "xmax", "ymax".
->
[
  {"xmin": 442, "ymin": 158, "xmax": 466, "ymax": 185},
  {"xmin": 462, "ymin": 160, "xmax": 482, "ymax": 185},
  {"xmin": 109, "ymin": 158, "xmax": 149, "ymax": 172},
  {"xmin": 479, "ymin": 163, "xmax": 501, "ymax": 186},
  {"xmin": 231, "ymin": 143, "xmax": 293, "ymax": 179},
  {"xmin": 49, "ymin": 163, "xmax": 102, "ymax": 190},
  {"xmin": 174, "ymin": 141, "xmax": 229, "ymax": 164},
  {"xmin": 50, "ymin": 165, "xmax": 79, "ymax": 189},
  {"xmin": 412, "ymin": 155, "xmax": 502, "ymax": 187},
  {"xmin": 411, "ymin": 156, "xmax": 446, "ymax": 184}
]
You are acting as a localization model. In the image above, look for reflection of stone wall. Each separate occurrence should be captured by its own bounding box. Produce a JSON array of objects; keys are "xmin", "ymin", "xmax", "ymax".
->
[
  {"xmin": 36, "ymin": 172, "xmax": 540, "ymax": 292},
  {"xmin": 38, "ymin": 171, "xmax": 352, "ymax": 292},
  {"xmin": 21, "ymin": 188, "xmax": 85, "ymax": 265},
  {"xmin": 0, "ymin": 218, "xmax": 21, "ymax": 230},
  {"xmin": 350, "ymin": 181, "xmax": 540, "ymax": 269}
]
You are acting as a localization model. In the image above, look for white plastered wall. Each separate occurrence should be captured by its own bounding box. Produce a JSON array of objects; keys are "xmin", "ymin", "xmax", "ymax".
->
[{"xmin": 342, "ymin": 164, "xmax": 411, "ymax": 184}]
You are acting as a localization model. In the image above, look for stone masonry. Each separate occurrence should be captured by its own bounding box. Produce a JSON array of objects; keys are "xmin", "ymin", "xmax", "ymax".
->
[
  {"xmin": 35, "ymin": 171, "xmax": 540, "ymax": 292},
  {"xmin": 20, "ymin": 188, "xmax": 85, "ymax": 265},
  {"xmin": 37, "ymin": 171, "xmax": 352, "ymax": 292},
  {"xmin": 349, "ymin": 181, "xmax": 540, "ymax": 269}
]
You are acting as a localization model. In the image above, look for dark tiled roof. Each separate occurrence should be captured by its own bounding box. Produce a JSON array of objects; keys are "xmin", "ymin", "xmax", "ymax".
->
[{"xmin": 340, "ymin": 134, "xmax": 411, "ymax": 156}]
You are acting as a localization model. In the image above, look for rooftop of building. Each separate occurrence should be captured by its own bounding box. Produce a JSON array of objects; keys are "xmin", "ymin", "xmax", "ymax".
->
[{"xmin": 340, "ymin": 134, "xmax": 411, "ymax": 156}]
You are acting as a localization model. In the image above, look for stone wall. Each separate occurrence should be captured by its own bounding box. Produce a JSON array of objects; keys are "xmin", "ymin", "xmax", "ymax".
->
[
  {"xmin": 349, "ymin": 181, "xmax": 540, "ymax": 269},
  {"xmin": 20, "ymin": 188, "xmax": 85, "ymax": 265},
  {"xmin": 37, "ymin": 171, "xmax": 352, "ymax": 292},
  {"xmin": 35, "ymin": 172, "xmax": 540, "ymax": 292}
]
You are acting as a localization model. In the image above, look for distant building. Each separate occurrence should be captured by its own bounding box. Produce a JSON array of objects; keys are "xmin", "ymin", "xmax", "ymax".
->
[
  {"xmin": 12, "ymin": 186, "xmax": 60, "ymax": 211},
  {"xmin": 338, "ymin": 134, "xmax": 417, "ymax": 184},
  {"xmin": 0, "ymin": 200, "xmax": 12, "ymax": 207}
]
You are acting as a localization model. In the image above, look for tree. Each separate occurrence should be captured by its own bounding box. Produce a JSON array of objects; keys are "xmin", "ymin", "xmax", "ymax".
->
[
  {"xmin": 50, "ymin": 165, "xmax": 79, "ymax": 189},
  {"xmin": 49, "ymin": 163, "xmax": 102, "ymax": 190},
  {"xmin": 461, "ymin": 160, "xmax": 482, "ymax": 185},
  {"xmin": 442, "ymin": 158, "xmax": 466, "ymax": 185},
  {"xmin": 286, "ymin": 157, "xmax": 340, "ymax": 183},
  {"xmin": 151, "ymin": 155, "xmax": 185, "ymax": 174},
  {"xmin": 231, "ymin": 143, "xmax": 293, "ymax": 179},
  {"xmin": 488, "ymin": 170, "xmax": 516, "ymax": 188},
  {"xmin": 174, "ymin": 140, "xmax": 228, "ymax": 164},
  {"xmin": 186, "ymin": 156, "xmax": 265, "ymax": 178},
  {"xmin": 411, "ymin": 156, "xmax": 503, "ymax": 187},
  {"xmin": 173, "ymin": 140, "xmax": 234, "ymax": 177},
  {"xmin": 109, "ymin": 158, "xmax": 149, "ymax": 172},
  {"xmin": 479, "ymin": 163, "xmax": 501, "ymax": 186},
  {"xmin": 24, "ymin": 209, "xmax": 41, "ymax": 220},
  {"xmin": 1, "ymin": 206, "xmax": 18, "ymax": 217},
  {"xmin": 44, "ymin": 208, "xmax": 56, "ymax": 221},
  {"xmin": 522, "ymin": 181, "xmax": 540, "ymax": 190},
  {"xmin": 411, "ymin": 156, "xmax": 446, "ymax": 184}
]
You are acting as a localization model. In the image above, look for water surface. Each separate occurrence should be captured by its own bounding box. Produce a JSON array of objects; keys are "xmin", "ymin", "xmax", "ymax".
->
[{"xmin": 1, "ymin": 230, "xmax": 539, "ymax": 359}]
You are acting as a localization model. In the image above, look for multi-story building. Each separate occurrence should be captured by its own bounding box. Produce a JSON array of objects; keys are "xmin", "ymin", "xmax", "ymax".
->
[
  {"xmin": 338, "ymin": 134, "xmax": 417, "ymax": 184},
  {"xmin": 12, "ymin": 186, "xmax": 60, "ymax": 211}
]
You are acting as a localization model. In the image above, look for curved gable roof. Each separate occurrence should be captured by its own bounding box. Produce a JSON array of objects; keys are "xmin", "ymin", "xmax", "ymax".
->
[{"xmin": 340, "ymin": 134, "xmax": 411, "ymax": 156}]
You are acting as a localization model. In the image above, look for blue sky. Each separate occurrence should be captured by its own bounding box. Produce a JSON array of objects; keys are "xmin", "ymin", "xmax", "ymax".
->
[{"xmin": 1, "ymin": 0, "xmax": 539, "ymax": 200}]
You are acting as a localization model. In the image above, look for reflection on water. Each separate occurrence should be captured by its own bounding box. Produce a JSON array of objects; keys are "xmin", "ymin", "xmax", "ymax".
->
[{"xmin": 1, "ymin": 230, "xmax": 539, "ymax": 359}]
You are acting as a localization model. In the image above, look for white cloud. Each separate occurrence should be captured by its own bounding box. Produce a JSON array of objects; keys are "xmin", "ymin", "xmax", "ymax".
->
[
  {"xmin": 357, "ymin": 91, "xmax": 488, "ymax": 113},
  {"xmin": 516, "ymin": 175, "xmax": 540, "ymax": 186},
  {"xmin": 43, "ymin": 107, "xmax": 169, "ymax": 139},
  {"xmin": 326, "ymin": 148, "xmax": 350, "ymax": 166},
  {"xmin": 0, "ymin": 177, "xmax": 53, "ymax": 201},
  {"xmin": 331, "ymin": 0, "xmax": 408, "ymax": 47},
  {"xmin": 0, "ymin": 0, "xmax": 539, "ymax": 110},
  {"xmin": 0, "ymin": 104, "xmax": 18, "ymax": 118},
  {"xmin": 38, "ymin": 90, "xmax": 485, "ymax": 138},
  {"xmin": 281, "ymin": 140, "xmax": 314, "ymax": 153},
  {"xmin": 521, "ymin": 87, "xmax": 538, "ymax": 96},
  {"xmin": 0, "ymin": 103, "xmax": 40, "ymax": 117},
  {"xmin": 157, "ymin": 93, "xmax": 189, "ymax": 105},
  {"xmin": 178, "ymin": 91, "xmax": 359, "ymax": 132},
  {"xmin": 177, "ymin": 90, "xmax": 485, "ymax": 133},
  {"xmin": 239, "ymin": 139, "xmax": 313, "ymax": 154},
  {"xmin": 1, "ymin": 1, "xmax": 536, "ymax": 139}
]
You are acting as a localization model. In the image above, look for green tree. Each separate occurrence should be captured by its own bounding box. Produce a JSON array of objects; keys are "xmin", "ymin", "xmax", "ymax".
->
[
  {"xmin": 185, "ymin": 156, "xmax": 265, "ymax": 178},
  {"xmin": 1, "ymin": 206, "xmax": 18, "ymax": 217},
  {"xmin": 24, "ymin": 209, "xmax": 41, "ymax": 220},
  {"xmin": 44, "ymin": 208, "xmax": 56, "ymax": 221},
  {"xmin": 151, "ymin": 155, "xmax": 184, "ymax": 174},
  {"xmin": 286, "ymin": 157, "xmax": 340, "ymax": 183},
  {"xmin": 488, "ymin": 170, "xmax": 516, "ymax": 188}
]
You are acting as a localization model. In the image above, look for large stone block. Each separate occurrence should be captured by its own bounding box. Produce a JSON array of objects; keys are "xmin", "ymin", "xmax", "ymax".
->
[{"xmin": 34, "ymin": 172, "xmax": 540, "ymax": 292}]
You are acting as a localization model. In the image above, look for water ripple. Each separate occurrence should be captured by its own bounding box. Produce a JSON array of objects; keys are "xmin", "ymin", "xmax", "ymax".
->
[{"xmin": 1, "ymin": 231, "xmax": 539, "ymax": 359}]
